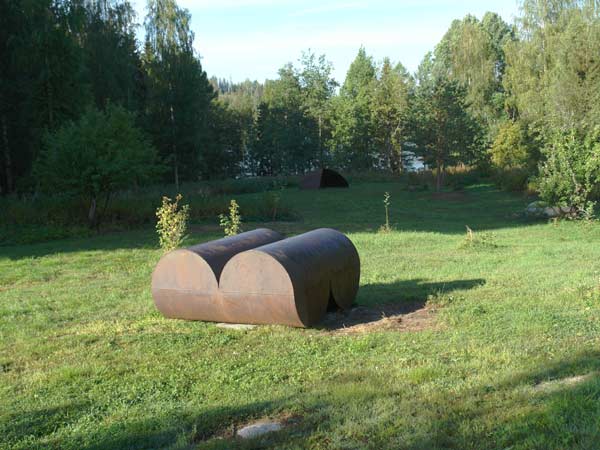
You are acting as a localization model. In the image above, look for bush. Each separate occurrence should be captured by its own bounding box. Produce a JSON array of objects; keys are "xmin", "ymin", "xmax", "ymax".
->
[
  {"xmin": 492, "ymin": 168, "xmax": 530, "ymax": 192},
  {"xmin": 34, "ymin": 104, "xmax": 159, "ymax": 228},
  {"xmin": 445, "ymin": 167, "xmax": 482, "ymax": 191},
  {"xmin": 219, "ymin": 199, "xmax": 242, "ymax": 236},
  {"xmin": 489, "ymin": 121, "xmax": 538, "ymax": 171},
  {"xmin": 537, "ymin": 129, "xmax": 600, "ymax": 218},
  {"xmin": 156, "ymin": 195, "xmax": 190, "ymax": 252}
]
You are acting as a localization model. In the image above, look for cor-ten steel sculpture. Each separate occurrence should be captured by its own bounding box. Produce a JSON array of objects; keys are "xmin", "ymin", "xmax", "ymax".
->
[
  {"xmin": 151, "ymin": 228, "xmax": 360, "ymax": 327},
  {"xmin": 300, "ymin": 168, "xmax": 349, "ymax": 189}
]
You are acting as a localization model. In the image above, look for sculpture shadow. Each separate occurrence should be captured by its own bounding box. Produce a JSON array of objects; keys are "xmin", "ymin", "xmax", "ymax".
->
[
  {"xmin": 356, "ymin": 278, "xmax": 486, "ymax": 306},
  {"xmin": 320, "ymin": 278, "xmax": 485, "ymax": 331}
]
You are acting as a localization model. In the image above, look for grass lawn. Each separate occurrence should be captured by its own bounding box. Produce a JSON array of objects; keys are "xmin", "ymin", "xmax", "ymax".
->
[{"xmin": 1, "ymin": 181, "xmax": 600, "ymax": 449}]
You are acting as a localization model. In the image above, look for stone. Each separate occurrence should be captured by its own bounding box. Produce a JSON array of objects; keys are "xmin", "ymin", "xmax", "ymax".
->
[
  {"xmin": 543, "ymin": 206, "xmax": 561, "ymax": 218},
  {"xmin": 525, "ymin": 201, "xmax": 573, "ymax": 218},
  {"xmin": 216, "ymin": 323, "xmax": 257, "ymax": 330},
  {"xmin": 525, "ymin": 201, "xmax": 546, "ymax": 216},
  {"xmin": 237, "ymin": 421, "xmax": 282, "ymax": 439}
]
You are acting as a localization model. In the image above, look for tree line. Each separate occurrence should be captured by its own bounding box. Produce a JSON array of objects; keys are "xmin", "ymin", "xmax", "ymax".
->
[{"xmin": 1, "ymin": 0, "xmax": 600, "ymax": 214}]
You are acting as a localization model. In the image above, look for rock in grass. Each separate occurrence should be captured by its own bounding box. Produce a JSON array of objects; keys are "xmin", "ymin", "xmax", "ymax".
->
[
  {"xmin": 216, "ymin": 323, "xmax": 257, "ymax": 330},
  {"xmin": 237, "ymin": 421, "xmax": 282, "ymax": 439},
  {"xmin": 526, "ymin": 201, "xmax": 573, "ymax": 218}
]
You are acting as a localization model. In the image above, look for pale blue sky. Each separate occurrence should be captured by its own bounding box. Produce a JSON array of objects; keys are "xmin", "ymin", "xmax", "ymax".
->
[{"xmin": 131, "ymin": 0, "xmax": 520, "ymax": 83}]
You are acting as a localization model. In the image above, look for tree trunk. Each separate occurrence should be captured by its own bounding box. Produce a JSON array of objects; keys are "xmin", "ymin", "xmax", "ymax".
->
[
  {"xmin": 386, "ymin": 138, "xmax": 393, "ymax": 172},
  {"xmin": 169, "ymin": 104, "xmax": 179, "ymax": 189},
  {"xmin": 318, "ymin": 115, "xmax": 323, "ymax": 167},
  {"xmin": 435, "ymin": 159, "xmax": 443, "ymax": 192},
  {"xmin": 397, "ymin": 142, "xmax": 403, "ymax": 174},
  {"xmin": 88, "ymin": 197, "xmax": 97, "ymax": 228},
  {"xmin": 45, "ymin": 52, "xmax": 54, "ymax": 129},
  {"xmin": 174, "ymin": 157, "xmax": 179, "ymax": 190},
  {"xmin": 1, "ymin": 113, "xmax": 12, "ymax": 194}
]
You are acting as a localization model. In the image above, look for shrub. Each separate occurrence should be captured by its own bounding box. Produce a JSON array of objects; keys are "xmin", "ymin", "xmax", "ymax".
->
[
  {"xmin": 537, "ymin": 129, "xmax": 600, "ymax": 218},
  {"xmin": 262, "ymin": 191, "xmax": 281, "ymax": 221},
  {"xmin": 493, "ymin": 168, "xmax": 530, "ymax": 192},
  {"xmin": 219, "ymin": 199, "xmax": 242, "ymax": 236},
  {"xmin": 490, "ymin": 121, "xmax": 537, "ymax": 171},
  {"xmin": 445, "ymin": 167, "xmax": 482, "ymax": 191},
  {"xmin": 34, "ymin": 104, "xmax": 159, "ymax": 228},
  {"xmin": 156, "ymin": 194, "xmax": 190, "ymax": 252}
]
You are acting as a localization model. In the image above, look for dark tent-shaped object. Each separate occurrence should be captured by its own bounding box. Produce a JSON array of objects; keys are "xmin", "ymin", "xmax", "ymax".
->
[{"xmin": 300, "ymin": 168, "xmax": 349, "ymax": 190}]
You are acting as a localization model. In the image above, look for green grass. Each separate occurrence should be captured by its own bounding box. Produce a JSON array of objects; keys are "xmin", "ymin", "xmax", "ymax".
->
[{"xmin": 1, "ymin": 182, "xmax": 600, "ymax": 449}]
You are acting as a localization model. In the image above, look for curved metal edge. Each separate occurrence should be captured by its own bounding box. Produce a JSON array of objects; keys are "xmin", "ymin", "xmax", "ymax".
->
[
  {"xmin": 252, "ymin": 228, "xmax": 360, "ymax": 326},
  {"xmin": 151, "ymin": 249, "xmax": 222, "ymax": 320},
  {"xmin": 186, "ymin": 228, "xmax": 285, "ymax": 281}
]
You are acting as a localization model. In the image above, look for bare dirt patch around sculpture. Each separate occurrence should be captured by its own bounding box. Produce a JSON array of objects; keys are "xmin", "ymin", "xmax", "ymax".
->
[{"xmin": 321, "ymin": 302, "xmax": 437, "ymax": 334}]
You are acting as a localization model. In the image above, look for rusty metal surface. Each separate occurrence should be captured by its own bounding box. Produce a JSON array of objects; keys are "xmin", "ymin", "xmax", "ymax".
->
[
  {"xmin": 151, "ymin": 228, "xmax": 284, "ymax": 322},
  {"xmin": 300, "ymin": 168, "xmax": 349, "ymax": 189},
  {"xmin": 185, "ymin": 228, "xmax": 284, "ymax": 280},
  {"xmin": 151, "ymin": 228, "xmax": 360, "ymax": 327}
]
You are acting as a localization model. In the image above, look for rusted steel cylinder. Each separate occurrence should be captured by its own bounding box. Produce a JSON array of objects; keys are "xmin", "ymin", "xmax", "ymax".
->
[
  {"xmin": 151, "ymin": 228, "xmax": 284, "ymax": 322},
  {"xmin": 220, "ymin": 228, "xmax": 360, "ymax": 327},
  {"xmin": 151, "ymin": 228, "xmax": 360, "ymax": 327}
]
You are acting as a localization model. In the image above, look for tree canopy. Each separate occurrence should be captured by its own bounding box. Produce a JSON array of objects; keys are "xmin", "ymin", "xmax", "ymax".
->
[{"xmin": 1, "ymin": 0, "xmax": 600, "ymax": 207}]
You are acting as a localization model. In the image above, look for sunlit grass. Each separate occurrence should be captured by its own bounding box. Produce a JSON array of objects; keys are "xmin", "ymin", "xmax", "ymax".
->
[{"xmin": 1, "ymin": 182, "xmax": 600, "ymax": 449}]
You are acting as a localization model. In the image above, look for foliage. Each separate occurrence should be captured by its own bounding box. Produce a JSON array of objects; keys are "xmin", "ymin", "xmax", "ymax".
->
[
  {"xmin": 493, "ymin": 168, "xmax": 531, "ymax": 192},
  {"xmin": 34, "ymin": 104, "xmax": 158, "ymax": 228},
  {"xmin": 143, "ymin": 0, "xmax": 215, "ymax": 187},
  {"xmin": 460, "ymin": 225, "xmax": 498, "ymax": 249},
  {"xmin": 3, "ymin": 0, "xmax": 600, "ymax": 227},
  {"xmin": 490, "ymin": 120, "xmax": 537, "ymax": 170},
  {"xmin": 371, "ymin": 59, "xmax": 411, "ymax": 173},
  {"xmin": 330, "ymin": 47, "xmax": 377, "ymax": 170},
  {"xmin": 504, "ymin": 1, "xmax": 600, "ymax": 139},
  {"xmin": 263, "ymin": 191, "xmax": 281, "ymax": 221},
  {"xmin": 413, "ymin": 61, "xmax": 481, "ymax": 191},
  {"xmin": 155, "ymin": 194, "xmax": 190, "ymax": 252},
  {"xmin": 219, "ymin": 199, "xmax": 242, "ymax": 236},
  {"xmin": 0, "ymin": 178, "xmax": 300, "ymax": 245},
  {"xmin": 537, "ymin": 129, "xmax": 600, "ymax": 218},
  {"xmin": 250, "ymin": 52, "xmax": 337, "ymax": 175},
  {"xmin": 435, "ymin": 13, "xmax": 514, "ymax": 139}
]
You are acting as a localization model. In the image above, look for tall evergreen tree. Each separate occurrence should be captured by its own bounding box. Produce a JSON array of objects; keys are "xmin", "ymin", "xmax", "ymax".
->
[
  {"xmin": 144, "ymin": 0, "xmax": 214, "ymax": 186},
  {"xmin": 253, "ymin": 64, "xmax": 312, "ymax": 175},
  {"xmin": 297, "ymin": 51, "xmax": 337, "ymax": 167},
  {"xmin": 414, "ymin": 54, "xmax": 481, "ymax": 191},
  {"xmin": 83, "ymin": 0, "xmax": 143, "ymax": 111},
  {"xmin": 371, "ymin": 58, "xmax": 411, "ymax": 172},
  {"xmin": 0, "ymin": 0, "xmax": 90, "ymax": 194},
  {"xmin": 330, "ymin": 47, "xmax": 376, "ymax": 170}
]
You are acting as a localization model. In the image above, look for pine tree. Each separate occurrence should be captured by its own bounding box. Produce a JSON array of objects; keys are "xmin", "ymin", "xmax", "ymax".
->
[
  {"xmin": 143, "ymin": 0, "xmax": 215, "ymax": 187},
  {"xmin": 330, "ymin": 47, "xmax": 376, "ymax": 170},
  {"xmin": 414, "ymin": 54, "xmax": 480, "ymax": 191},
  {"xmin": 371, "ymin": 58, "xmax": 411, "ymax": 172}
]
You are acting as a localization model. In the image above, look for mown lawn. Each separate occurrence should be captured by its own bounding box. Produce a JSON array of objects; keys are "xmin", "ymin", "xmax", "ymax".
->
[{"xmin": 1, "ymin": 182, "xmax": 600, "ymax": 449}]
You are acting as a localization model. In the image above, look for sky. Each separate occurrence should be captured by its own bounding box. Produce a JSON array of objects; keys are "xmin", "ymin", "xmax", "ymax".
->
[{"xmin": 131, "ymin": 0, "xmax": 520, "ymax": 84}]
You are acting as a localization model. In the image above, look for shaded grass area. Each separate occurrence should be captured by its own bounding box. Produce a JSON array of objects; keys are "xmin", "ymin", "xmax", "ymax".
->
[
  {"xmin": 0, "ymin": 177, "xmax": 299, "ymax": 246},
  {"xmin": 2, "ymin": 182, "xmax": 600, "ymax": 449}
]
